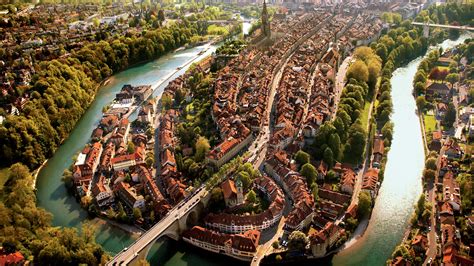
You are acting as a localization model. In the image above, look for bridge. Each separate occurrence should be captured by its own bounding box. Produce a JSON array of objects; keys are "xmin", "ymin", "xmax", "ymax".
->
[
  {"xmin": 201, "ymin": 19, "xmax": 252, "ymax": 24},
  {"xmin": 411, "ymin": 22, "xmax": 474, "ymax": 37},
  {"xmin": 106, "ymin": 186, "xmax": 211, "ymax": 266}
]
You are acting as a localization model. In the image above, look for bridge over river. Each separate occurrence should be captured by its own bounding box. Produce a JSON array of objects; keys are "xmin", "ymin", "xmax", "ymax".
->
[
  {"xmin": 107, "ymin": 186, "xmax": 210, "ymax": 265},
  {"xmin": 411, "ymin": 22, "xmax": 474, "ymax": 37}
]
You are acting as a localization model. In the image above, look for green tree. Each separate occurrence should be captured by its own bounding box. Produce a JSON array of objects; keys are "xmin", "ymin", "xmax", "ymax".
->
[
  {"xmin": 357, "ymin": 191, "xmax": 372, "ymax": 218},
  {"xmin": 195, "ymin": 136, "xmax": 210, "ymax": 162},
  {"xmin": 287, "ymin": 231, "xmax": 308, "ymax": 252},
  {"xmin": 423, "ymin": 169, "xmax": 436, "ymax": 181},
  {"xmin": 127, "ymin": 141, "xmax": 135, "ymax": 154},
  {"xmin": 133, "ymin": 208, "xmax": 142, "ymax": 220},
  {"xmin": 425, "ymin": 157, "xmax": 437, "ymax": 171},
  {"xmin": 446, "ymin": 73, "xmax": 459, "ymax": 87},
  {"xmin": 295, "ymin": 150, "xmax": 310, "ymax": 166},
  {"xmin": 323, "ymin": 147, "xmax": 334, "ymax": 168},
  {"xmin": 347, "ymin": 60, "xmax": 369, "ymax": 83},
  {"xmin": 442, "ymin": 102, "xmax": 456, "ymax": 127},
  {"xmin": 300, "ymin": 163, "xmax": 317, "ymax": 187},
  {"xmin": 246, "ymin": 190, "xmax": 257, "ymax": 204},
  {"xmin": 416, "ymin": 96, "xmax": 427, "ymax": 112}
]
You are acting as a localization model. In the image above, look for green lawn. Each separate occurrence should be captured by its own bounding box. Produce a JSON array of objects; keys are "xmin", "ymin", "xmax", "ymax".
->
[
  {"xmin": 360, "ymin": 101, "xmax": 371, "ymax": 131},
  {"xmin": 424, "ymin": 114, "xmax": 437, "ymax": 132},
  {"xmin": 0, "ymin": 168, "xmax": 10, "ymax": 190}
]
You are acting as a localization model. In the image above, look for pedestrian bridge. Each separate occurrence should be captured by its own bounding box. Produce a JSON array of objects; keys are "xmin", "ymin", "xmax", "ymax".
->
[
  {"xmin": 106, "ymin": 186, "xmax": 210, "ymax": 266},
  {"xmin": 411, "ymin": 22, "xmax": 474, "ymax": 37}
]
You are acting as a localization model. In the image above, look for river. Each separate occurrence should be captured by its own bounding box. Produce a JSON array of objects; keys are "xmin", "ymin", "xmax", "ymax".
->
[{"xmin": 331, "ymin": 34, "xmax": 471, "ymax": 265}]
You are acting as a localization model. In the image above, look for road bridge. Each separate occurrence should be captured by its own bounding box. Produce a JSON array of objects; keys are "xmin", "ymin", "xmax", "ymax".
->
[{"xmin": 106, "ymin": 186, "xmax": 210, "ymax": 266}]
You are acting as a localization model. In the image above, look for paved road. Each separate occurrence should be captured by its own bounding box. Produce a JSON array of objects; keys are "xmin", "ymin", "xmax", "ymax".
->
[
  {"xmin": 107, "ymin": 186, "xmax": 208, "ymax": 266},
  {"xmin": 251, "ymin": 218, "xmax": 286, "ymax": 266},
  {"xmin": 424, "ymin": 178, "xmax": 437, "ymax": 265}
]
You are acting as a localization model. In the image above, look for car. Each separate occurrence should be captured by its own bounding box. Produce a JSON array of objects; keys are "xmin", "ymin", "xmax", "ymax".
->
[
  {"xmin": 428, "ymin": 226, "xmax": 431, "ymax": 231},
  {"xmin": 427, "ymin": 258, "xmax": 432, "ymax": 264},
  {"xmin": 123, "ymin": 247, "xmax": 128, "ymax": 251}
]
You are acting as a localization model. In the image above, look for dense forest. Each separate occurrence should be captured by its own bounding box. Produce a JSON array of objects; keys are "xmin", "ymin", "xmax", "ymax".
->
[
  {"xmin": 0, "ymin": 163, "xmax": 107, "ymax": 265},
  {"xmin": 0, "ymin": 20, "xmax": 205, "ymax": 169}
]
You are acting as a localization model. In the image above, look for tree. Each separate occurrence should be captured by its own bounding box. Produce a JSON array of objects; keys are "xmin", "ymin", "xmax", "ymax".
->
[
  {"xmin": 133, "ymin": 208, "xmax": 142, "ymax": 220},
  {"xmin": 446, "ymin": 73, "xmax": 459, "ymax": 87},
  {"xmin": 246, "ymin": 190, "xmax": 257, "ymax": 204},
  {"xmin": 357, "ymin": 191, "xmax": 372, "ymax": 218},
  {"xmin": 300, "ymin": 163, "xmax": 317, "ymax": 187},
  {"xmin": 442, "ymin": 102, "xmax": 456, "ymax": 127},
  {"xmin": 80, "ymin": 195, "xmax": 93, "ymax": 208},
  {"xmin": 127, "ymin": 141, "xmax": 135, "ymax": 154},
  {"xmin": 195, "ymin": 136, "xmax": 210, "ymax": 162},
  {"xmin": 423, "ymin": 169, "xmax": 436, "ymax": 181},
  {"xmin": 272, "ymin": 241, "xmax": 279, "ymax": 249},
  {"xmin": 287, "ymin": 231, "xmax": 308, "ymax": 252},
  {"xmin": 323, "ymin": 147, "xmax": 334, "ymax": 168},
  {"xmin": 425, "ymin": 157, "xmax": 437, "ymax": 171},
  {"xmin": 416, "ymin": 96, "xmax": 427, "ymax": 112},
  {"xmin": 295, "ymin": 150, "xmax": 310, "ymax": 166},
  {"xmin": 162, "ymin": 94, "xmax": 173, "ymax": 110},
  {"xmin": 347, "ymin": 60, "xmax": 369, "ymax": 83},
  {"xmin": 417, "ymin": 194, "xmax": 426, "ymax": 212}
]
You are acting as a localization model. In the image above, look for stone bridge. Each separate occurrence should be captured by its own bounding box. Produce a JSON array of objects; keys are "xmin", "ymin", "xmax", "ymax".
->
[{"xmin": 106, "ymin": 186, "xmax": 211, "ymax": 266}]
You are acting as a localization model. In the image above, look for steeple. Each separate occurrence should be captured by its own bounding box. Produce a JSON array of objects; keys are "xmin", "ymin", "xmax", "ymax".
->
[{"xmin": 261, "ymin": 0, "xmax": 271, "ymax": 37}]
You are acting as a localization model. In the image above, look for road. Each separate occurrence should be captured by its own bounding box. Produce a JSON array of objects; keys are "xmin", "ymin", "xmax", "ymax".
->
[
  {"xmin": 424, "ymin": 177, "xmax": 437, "ymax": 265},
  {"xmin": 107, "ymin": 186, "xmax": 208, "ymax": 266},
  {"xmin": 251, "ymin": 218, "xmax": 286, "ymax": 266}
]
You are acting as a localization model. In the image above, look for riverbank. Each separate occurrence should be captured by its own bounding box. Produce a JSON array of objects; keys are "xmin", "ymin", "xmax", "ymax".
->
[{"xmin": 93, "ymin": 217, "xmax": 145, "ymax": 236}]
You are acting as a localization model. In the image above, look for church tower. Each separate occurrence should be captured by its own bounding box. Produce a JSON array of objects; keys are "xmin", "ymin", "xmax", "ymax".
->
[
  {"xmin": 261, "ymin": 0, "xmax": 271, "ymax": 38},
  {"xmin": 236, "ymin": 178, "xmax": 244, "ymax": 205}
]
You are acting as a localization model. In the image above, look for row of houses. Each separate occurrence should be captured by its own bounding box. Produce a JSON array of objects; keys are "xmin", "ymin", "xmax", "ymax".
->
[{"xmin": 204, "ymin": 175, "xmax": 285, "ymax": 234}]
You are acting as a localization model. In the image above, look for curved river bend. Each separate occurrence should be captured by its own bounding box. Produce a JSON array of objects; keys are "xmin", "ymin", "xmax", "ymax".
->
[
  {"xmin": 332, "ymin": 35, "xmax": 471, "ymax": 265},
  {"xmin": 36, "ymin": 27, "xmax": 469, "ymax": 265}
]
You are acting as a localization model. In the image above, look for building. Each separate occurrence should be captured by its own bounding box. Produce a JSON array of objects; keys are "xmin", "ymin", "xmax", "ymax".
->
[
  {"xmin": 205, "ymin": 176, "xmax": 285, "ymax": 233},
  {"xmin": 309, "ymin": 222, "xmax": 344, "ymax": 258},
  {"xmin": 442, "ymin": 171, "xmax": 461, "ymax": 211},
  {"xmin": 182, "ymin": 226, "xmax": 260, "ymax": 261},
  {"xmin": 361, "ymin": 168, "xmax": 379, "ymax": 198},
  {"xmin": 340, "ymin": 169, "xmax": 356, "ymax": 195},
  {"xmin": 221, "ymin": 179, "xmax": 243, "ymax": 208},
  {"xmin": 91, "ymin": 175, "xmax": 114, "ymax": 207},
  {"xmin": 372, "ymin": 136, "xmax": 384, "ymax": 168},
  {"xmin": 73, "ymin": 142, "xmax": 103, "ymax": 185},
  {"xmin": 111, "ymin": 152, "xmax": 144, "ymax": 172},
  {"xmin": 114, "ymin": 182, "xmax": 145, "ymax": 210},
  {"xmin": 261, "ymin": 0, "xmax": 271, "ymax": 38},
  {"xmin": 207, "ymin": 134, "xmax": 253, "ymax": 167}
]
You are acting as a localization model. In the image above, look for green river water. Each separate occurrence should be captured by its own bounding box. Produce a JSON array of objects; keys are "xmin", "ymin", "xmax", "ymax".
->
[{"xmin": 35, "ymin": 34, "xmax": 470, "ymax": 265}]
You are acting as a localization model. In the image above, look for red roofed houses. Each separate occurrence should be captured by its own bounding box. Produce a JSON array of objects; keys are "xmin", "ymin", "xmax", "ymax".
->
[
  {"xmin": 205, "ymin": 176, "xmax": 285, "ymax": 233},
  {"xmin": 136, "ymin": 166, "xmax": 171, "ymax": 216},
  {"xmin": 207, "ymin": 134, "xmax": 253, "ymax": 167},
  {"xmin": 372, "ymin": 136, "xmax": 384, "ymax": 168},
  {"xmin": 73, "ymin": 142, "xmax": 103, "ymax": 186},
  {"xmin": 111, "ymin": 152, "xmax": 144, "ymax": 172},
  {"xmin": 362, "ymin": 168, "xmax": 379, "ymax": 199},
  {"xmin": 91, "ymin": 175, "xmax": 114, "ymax": 207},
  {"xmin": 340, "ymin": 169, "xmax": 356, "ymax": 195},
  {"xmin": 182, "ymin": 226, "xmax": 260, "ymax": 261},
  {"xmin": 0, "ymin": 251, "xmax": 24, "ymax": 266},
  {"xmin": 309, "ymin": 222, "xmax": 345, "ymax": 257},
  {"xmin": 442, "ymin": 171, "xmax": 461, "ymax": 211},
  {"xmin": 114, "ymin": 182, "xmax": 145, "ymax": 210}
]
